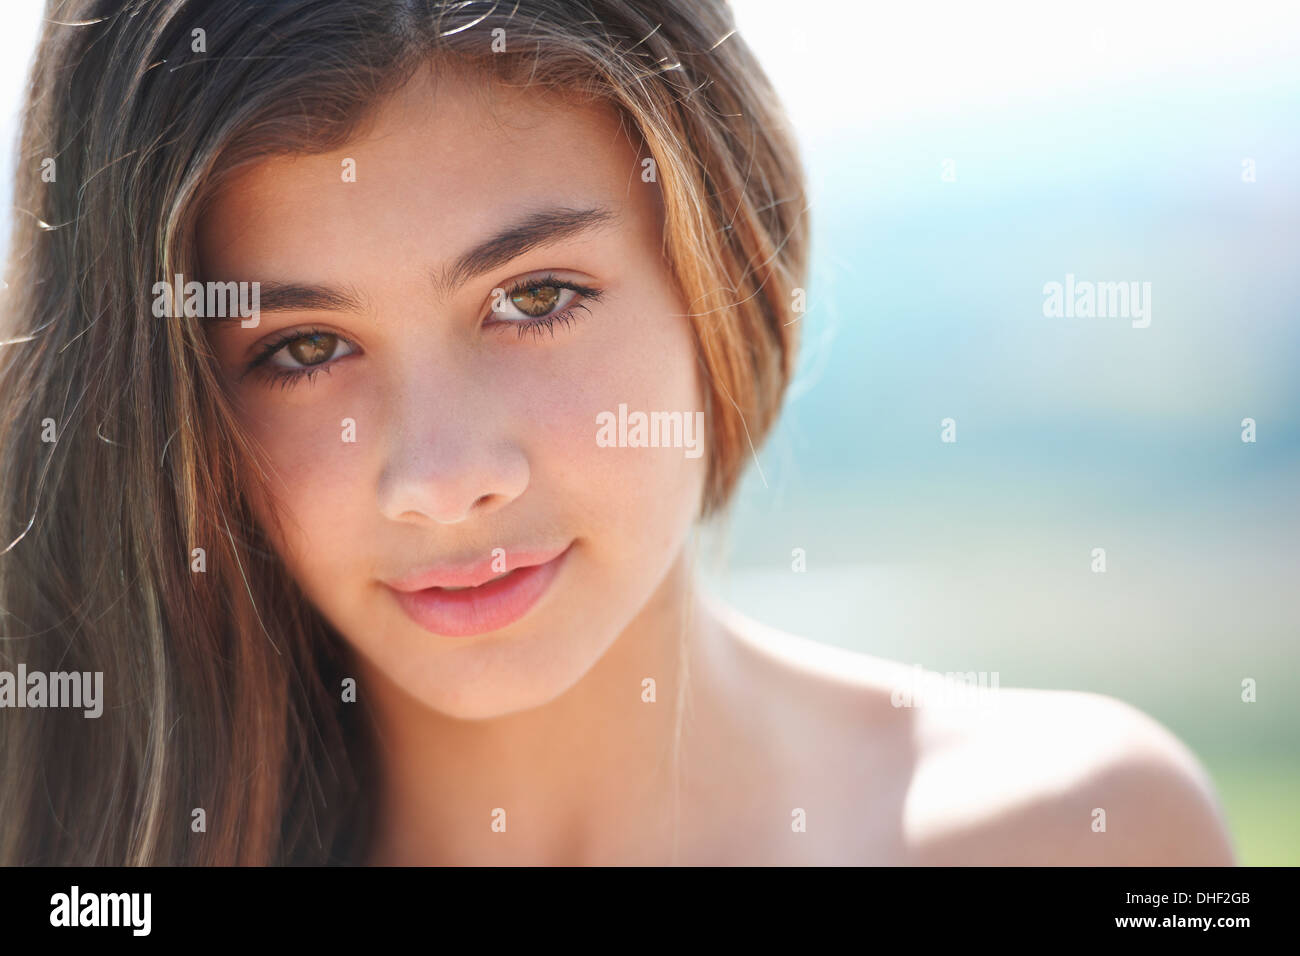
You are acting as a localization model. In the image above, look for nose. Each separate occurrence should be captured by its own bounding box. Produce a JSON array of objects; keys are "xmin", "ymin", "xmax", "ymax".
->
[{"xmin": 377, "ymin": 392, "xmax": 530, "ymax": 527}]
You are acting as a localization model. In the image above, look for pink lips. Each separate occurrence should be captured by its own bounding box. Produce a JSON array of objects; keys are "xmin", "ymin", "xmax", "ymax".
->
[{"xmin": 384, "ymin": 543, "xmax": 572, "ymax": 637}]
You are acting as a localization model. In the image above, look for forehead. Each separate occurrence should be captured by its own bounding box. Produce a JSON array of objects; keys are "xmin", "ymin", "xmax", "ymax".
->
[{"xmin": 197, "ymin": 65, "xmax": 655, "ymax": 280}]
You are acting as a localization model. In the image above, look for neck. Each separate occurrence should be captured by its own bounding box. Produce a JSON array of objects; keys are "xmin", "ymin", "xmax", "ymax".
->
[{"xmin": 356, "ymin": 544, "xmax": 721, "ymax": 865}]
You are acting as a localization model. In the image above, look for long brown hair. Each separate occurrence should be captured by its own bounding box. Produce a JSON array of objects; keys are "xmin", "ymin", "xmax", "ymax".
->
[{"xmin": 0, "ymin": 0, "xmax": 809, "ymax": 865}]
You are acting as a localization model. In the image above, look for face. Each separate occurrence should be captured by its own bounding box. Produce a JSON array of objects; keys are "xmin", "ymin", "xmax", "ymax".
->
[{"xmin": 199, "ymin": 65, "xmax": 707, "ymax": 719}]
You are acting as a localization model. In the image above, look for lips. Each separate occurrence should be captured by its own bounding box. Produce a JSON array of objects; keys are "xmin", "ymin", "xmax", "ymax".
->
[{"xmin": 384, "ymin": 543, "xmax": 572, "ymax": 637}]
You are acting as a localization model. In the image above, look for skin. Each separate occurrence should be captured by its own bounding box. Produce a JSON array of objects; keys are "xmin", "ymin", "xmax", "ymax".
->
[{"xmin": 199, "ymin": 64, "xmax": 1237, "ymax": 865}]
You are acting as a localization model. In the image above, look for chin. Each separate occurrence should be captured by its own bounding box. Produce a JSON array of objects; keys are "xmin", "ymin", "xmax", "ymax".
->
[{"xmin": 370, "ymin": 607, "xmax": 623, "ymax": 722}]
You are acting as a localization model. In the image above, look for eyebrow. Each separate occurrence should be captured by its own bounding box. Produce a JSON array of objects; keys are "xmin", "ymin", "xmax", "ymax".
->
[{"xmin": 206, "ymin": 204, "xmax": 619, "ymax": 323}]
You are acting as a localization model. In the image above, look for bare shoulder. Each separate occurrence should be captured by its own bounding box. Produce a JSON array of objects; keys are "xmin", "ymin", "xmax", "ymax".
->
[
  {"xmin": 902, "ymin": 684, "xmax": 1238, "ymax": 865},
  {"xmin": 706, "ymin": 600, "xmax": 1238, "ymax": 866}
]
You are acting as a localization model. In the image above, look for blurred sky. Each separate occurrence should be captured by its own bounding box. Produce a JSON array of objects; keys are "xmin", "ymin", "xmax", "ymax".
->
[
  {"xmin": 712, "ymin": 0, "xmax": 1299, "ymax": 693},
  {"xmin": 2, "ymin": 0, "xmax": 1296, "ymax": 858}
]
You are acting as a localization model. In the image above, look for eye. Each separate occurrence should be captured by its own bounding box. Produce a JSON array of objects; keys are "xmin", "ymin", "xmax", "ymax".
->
[
  {"xmin": 266, "ymin": 330, "xmax": 355, "ymax": 369},
  {"xmin": 496, "ymin": 282, "xmax": 578, "ymax": 320},
  {"xmin": 241, "ymin": 327, "xmax": 359, "ymax": 389},
  {"xmin": 487, "ymin": 273, "xmax": 604, "ymax": 339}
]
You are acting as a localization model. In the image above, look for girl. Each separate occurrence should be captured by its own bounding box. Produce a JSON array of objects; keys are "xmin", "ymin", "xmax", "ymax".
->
[{"xmin": 0, "ymin": 0, "xmax": 1235, "ymax": 865}]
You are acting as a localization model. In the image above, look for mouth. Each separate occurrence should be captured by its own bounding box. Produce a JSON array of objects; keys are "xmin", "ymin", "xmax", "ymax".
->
[{"xmin": 384, "ymin": 542, "xmax": 573, "ymax": 637}]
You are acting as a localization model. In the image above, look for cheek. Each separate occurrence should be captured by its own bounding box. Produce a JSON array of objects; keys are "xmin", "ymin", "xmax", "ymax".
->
[{"xmin": 235, "ymin": 376, "xmax": 383, "ymax": 575}]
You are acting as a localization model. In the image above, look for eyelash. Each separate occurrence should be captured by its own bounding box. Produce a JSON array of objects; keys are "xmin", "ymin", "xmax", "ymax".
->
[{"xmin": 243, "ymin": 274, "xmax": 603, "ymax": 389}]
